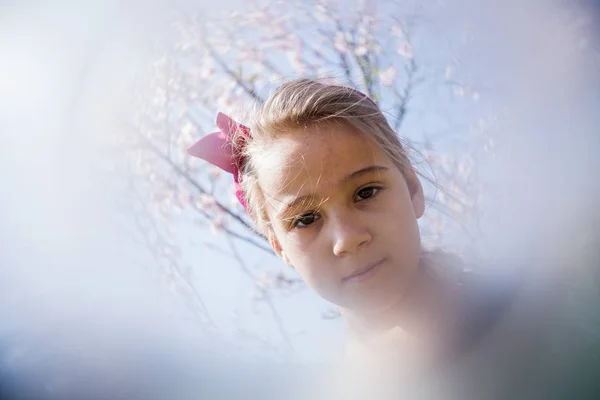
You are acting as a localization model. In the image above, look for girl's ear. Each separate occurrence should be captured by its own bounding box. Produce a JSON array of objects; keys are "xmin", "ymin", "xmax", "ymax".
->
[
  {"xmin": 266, "ymin": 227, "xmax": 293, "ymax": 266},
  {"xmin": 406, "ymin": 168, "xmax": 425, "ymax": 219}
]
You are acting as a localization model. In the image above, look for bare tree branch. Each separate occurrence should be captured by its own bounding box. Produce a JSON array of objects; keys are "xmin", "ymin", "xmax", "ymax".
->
[
  {"xmin": 226, "ymin": 235, "xmax": 295, "ymax": 357},
  {"xmin": 393, "ymin": 58, "xmax": 417, "ymax": 132},
  {"xmin": 201, "ymin": 35, "xmax": 266, "ymax": 105},
  {"xmin": 125, "ymin": 122, "xmax": 258, "ymax": 235},
  {"xmin": 124, "ymin": 121, "xmax": 277, "ymax": 257},
  {"xmin": 325, "ymin": 20, "xmax": 359, "ymax": 87},
  {"xmin": 189, "ymin": 203, "xmax": 275, "ymax": 255},
  {"xmin": 126, "ymin": 0, "xmax": 491, "ymax": 336},
  {"xmin": 126, "ymin": 174, "xmax": 216, "ymax": 329}
]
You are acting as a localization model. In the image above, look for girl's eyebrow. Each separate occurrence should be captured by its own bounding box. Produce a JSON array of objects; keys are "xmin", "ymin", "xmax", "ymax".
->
[
  {"xmin": 276, "ymin": 165, "xmax": 389, "ymax": 218},
  {"xmin": 277, "ymin": 194, "xmax": 315, "ymax": 219},
  {"xmin": 343, "ymin": 165, "xmax": 389, "ymax": 183}
]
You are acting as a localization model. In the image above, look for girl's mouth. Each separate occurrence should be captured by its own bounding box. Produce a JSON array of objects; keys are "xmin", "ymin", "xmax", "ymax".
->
[{"xmin": 342, "ymin": 258, "xmax": 385, "ymax": 283}]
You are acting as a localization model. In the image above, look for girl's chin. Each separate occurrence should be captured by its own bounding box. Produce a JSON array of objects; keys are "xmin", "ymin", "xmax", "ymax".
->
[
  {"xmin": 342, "ymin": 276, "xmax": 412, "ymax": 313},
  {"xmin": 340, "ymin": 290, "xmax": 405, "ymax": 315}
]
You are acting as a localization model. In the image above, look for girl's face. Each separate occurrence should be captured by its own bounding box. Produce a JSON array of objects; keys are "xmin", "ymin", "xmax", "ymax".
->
[{"xmin": 257, "ymin": 125, "xmax": 425, "ymax": 313}]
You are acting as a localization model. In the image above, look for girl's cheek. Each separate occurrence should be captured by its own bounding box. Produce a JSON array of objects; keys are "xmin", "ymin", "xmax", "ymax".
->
[
  {"xmin": 285, "ymin": 224, "xmax": 312, "ymax": 242},
  {"xmin": 285, "ymin": 234, "xmax": 312, "ymax": 255}
]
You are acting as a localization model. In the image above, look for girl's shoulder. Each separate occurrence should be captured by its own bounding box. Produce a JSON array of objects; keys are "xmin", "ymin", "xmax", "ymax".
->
[
  {"xmin": 446, "ymin": 246, "xmax": 600, "ymax": 398},
  {"xmin": 421, "ymin": 250, "xmax": 525, "ymax": 363},
  {"xmin": 452, "ymin": 266, "xmax": 523, "ymax": 354}
]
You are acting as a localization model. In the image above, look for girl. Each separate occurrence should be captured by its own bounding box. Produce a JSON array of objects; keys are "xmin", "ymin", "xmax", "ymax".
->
[
  {"xmin": 188, "ymin": 78, "xmax": 514, "ymax": 360},
  {"xmin": 186, "ymin": 78, "xmax": 599, "ymax": 396}
]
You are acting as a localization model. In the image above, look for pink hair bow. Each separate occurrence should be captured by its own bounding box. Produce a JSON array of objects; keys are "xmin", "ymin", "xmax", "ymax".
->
[{"xmin": 187, "ymin": 112, "xmax": 250, "ymax": 211}]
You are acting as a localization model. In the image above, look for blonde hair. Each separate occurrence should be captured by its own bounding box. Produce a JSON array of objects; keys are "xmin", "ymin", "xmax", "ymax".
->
[{"xmin": 232, "ymin": 78, "xmax": 420, "ymax": 232}]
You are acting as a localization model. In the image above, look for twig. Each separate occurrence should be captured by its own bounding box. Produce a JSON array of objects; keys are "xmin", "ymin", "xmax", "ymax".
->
[
  {"xmin": 127, "ymin": 176, "xmax": 216, "ymax": 329},
  {"xmin": 393, "ymin": 58, "xmax": 417, "ymax": 132},
  {"xmin": 202, "ymin": 38, "xmax": 265, "ymax": 105},
  {"xmin": 190, "ymin": 202, "xmax": 275, "ymax": 255},
  {"xmin": 227, "ymin": 235, "xmax": 295, "ymax": 357},
  {"xmin": 126, "ymin": 121, "xmax": 258, "ymax": 236}
]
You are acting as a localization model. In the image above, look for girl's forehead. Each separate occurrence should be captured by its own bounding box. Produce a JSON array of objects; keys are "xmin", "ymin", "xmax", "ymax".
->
[{"xmin": 255, "ymin": 127, "xmax": 390, "ymax": 196}]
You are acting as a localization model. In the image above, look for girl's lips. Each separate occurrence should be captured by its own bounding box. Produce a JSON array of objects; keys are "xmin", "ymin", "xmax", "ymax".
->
[{"xmin": 342, "ymin": 258, "xmax": 385, "ymax": 283}]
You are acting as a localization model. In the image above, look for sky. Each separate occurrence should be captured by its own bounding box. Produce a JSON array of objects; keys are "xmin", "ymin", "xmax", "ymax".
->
[{"xmin": 1, "ymin": 0, "xmax": 598, "ymax": 372}]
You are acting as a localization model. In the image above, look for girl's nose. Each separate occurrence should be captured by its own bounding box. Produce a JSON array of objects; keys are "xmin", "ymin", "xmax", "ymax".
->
[{"xmin": 331, "ymin": 215, "xmax": 372, "ymax": 257}]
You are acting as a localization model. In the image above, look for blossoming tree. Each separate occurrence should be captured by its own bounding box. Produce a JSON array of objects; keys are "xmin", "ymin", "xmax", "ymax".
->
[{"xmin": 120, "ymin": 0, "xmax": 492, "ymax": 355}]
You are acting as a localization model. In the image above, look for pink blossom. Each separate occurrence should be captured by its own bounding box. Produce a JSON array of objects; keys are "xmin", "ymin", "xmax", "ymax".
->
[
  {"xmin": 210, "ymin": 216, "xmax": 225, "ymax": 235},
  {"xmin": 391, "ymin": 25, "xmax": 403, "ymax": 37},
  {"xmin": 379, "ymin": 66, "xmax": 397, "ymax": 86},
  {"xmin": 397, "ymin": 41, "xmax": 413, "ymax": 58},
  {"xmin": 195, "ymin": 194, "xmax": 216, "ymax": 211},
  {"xmin": 361, "ymin": 15, "xmax": 374, "ymax": 27},
  {"xmin": 314, "ymin": 4, "xmax": 328, "ymax": 22},
  {"xmin": 453, "ymin": 85, "xmax": 465, "ymax": 97},
  {"xmin": 484, "ymin": 136, "xmax": 495, "ymax": 153},
  {"xmin": 334, "ymin": 31, "xmax": 347, "ymax": 53},
  {"xmin": 445, "ymin": 65, "xmax": 453, "ymax": 80},
  {"xmin": 354, "ymin": 45, "xmax": 368, "ymax": 57},
  {"xmin": 209, "ymin": 167, "xmax": 221, "ymax": 181},
  {"xmin": 180, "ymin": 122, "xmax": 197, "ymax": 147},
  {"xmin": 178, "ymin": 191, "xmax": 191, "ymax": 208},
  {"xmin": 198, "ymin": 59, "xmax": 214, "ymax": 79}
]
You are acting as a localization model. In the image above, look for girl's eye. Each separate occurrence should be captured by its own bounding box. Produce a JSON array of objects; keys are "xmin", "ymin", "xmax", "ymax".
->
[
  {"xmin": 292, "ymin": 212, "xmax": 320, "ymax": 228},
  {"xmin": 355, "ymin": 186, "xmax": 382, "ymax": 202}
]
